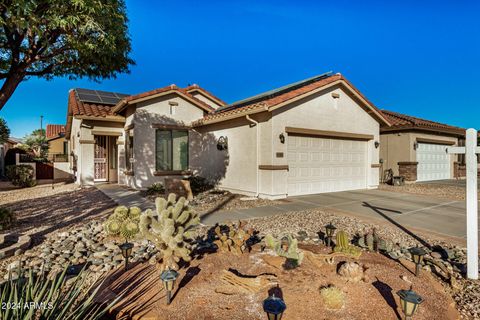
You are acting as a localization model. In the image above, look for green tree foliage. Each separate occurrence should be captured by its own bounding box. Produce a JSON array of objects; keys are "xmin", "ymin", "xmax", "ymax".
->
[
  {"xmin": 0, "ymin": 0, "xmax": 134, "ymax": 110},
  {"xmin": 23, "ymin": 128, "xmax": 48, "ymax": 159},
  {"xmin": 0, "ymin": 117, "xmax": 9, "ymax": 143}
]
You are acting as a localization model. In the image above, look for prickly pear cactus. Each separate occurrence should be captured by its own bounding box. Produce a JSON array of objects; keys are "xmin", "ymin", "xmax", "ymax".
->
[
  {"xmin": 264, "ymin": 233, "xmax": 304, "ymax": 265},
  {"xmin": 104, "ymin": 205, "xmax": 141, "ymax": 241},
  {"xmin": 333, "ymin": 231, "xmax": 362, "ymax": 258},
  {"xmin": 139, "ymin": 194, "xmax": 200, "ymax": 271},
  {"xmin": 214, "ymin": 221, "xmax": 253, "ymax": 255}
]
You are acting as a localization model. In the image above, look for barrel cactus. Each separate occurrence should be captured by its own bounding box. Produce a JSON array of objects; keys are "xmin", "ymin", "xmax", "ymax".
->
[
  {"xmin": 139, "ymin": 194, "xmax": 200, "ymax": 271},
  {"xmin": 104, "ymin": 205, "xmax": 141, "ymax": 242}
]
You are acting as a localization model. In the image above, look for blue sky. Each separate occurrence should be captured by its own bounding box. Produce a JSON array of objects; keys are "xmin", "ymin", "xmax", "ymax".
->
[{"xmin": 1, "ymin": 0, "xmax": 479, "ymax": 137}]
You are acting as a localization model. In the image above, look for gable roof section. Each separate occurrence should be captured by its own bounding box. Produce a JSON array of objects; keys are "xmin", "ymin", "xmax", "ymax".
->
[
  {"xmin": 380, "ymin": 109, "xmax": 465, "ymax": 136},
  {"xmin": 112, "ymin": 85, "xmax": 216, "ymax": 114},
  {"xmin": 185, "ymin": 84, "xmax": 226, "ymax": 106},
  {"xmin": 193, "ymin": 73, "xmax": 390, "ymax": 126},
  {"xmin": 46, "ymin": 124, "xmax": 66, "ymax": 139}
]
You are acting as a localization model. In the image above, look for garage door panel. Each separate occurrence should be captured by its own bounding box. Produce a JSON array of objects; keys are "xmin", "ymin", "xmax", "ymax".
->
[
  {"xmin": 287, "ymin": 135, "xmax": 368, "ymax": 196},
  {"xmin": 417, "ymin": 143, "xmax": 450, "ymax": 181}
]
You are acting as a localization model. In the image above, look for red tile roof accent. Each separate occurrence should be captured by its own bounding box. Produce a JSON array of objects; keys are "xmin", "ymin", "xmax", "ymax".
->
[
  {"xmin": 184, "ymin": 84, "xmax": 227, "ymax": 106},
  {"xmin": 194, "ymin": 74, "xmax": 387, "ymax": 126},
  {"xmin": 68, "ymin": 90, "xmax": 115, "ymax": 118},
  {"xmin": 46, "ymin": 124, "xmax": 65, "ymax": 139},
  {"xmin": 380, "ymin": 110, "xmax": 465, "ymax": 135}
]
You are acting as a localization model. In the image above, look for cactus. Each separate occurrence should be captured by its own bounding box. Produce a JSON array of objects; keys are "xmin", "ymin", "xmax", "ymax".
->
[
  {"xmin": 337, "ymin": 262, "xmax": 364, "ymax": 282},
  {"xmin": 333, "ymin": 231, "xmax": 362, "ymax": 258},
  {"xmin": 104, "ymin": 206, "xmax": 141, "ymax": 241},
  {"xmin": 264, "ymin": 234, "xmax": 304, "ymax": 266},
  {"xmin": 214, "ymin": 221, "xmax": 254, "ymax": 255},
  {"xmin": 320, "ymin": 285, "xmax": 345, "ymax": 310},
  {"xmin": 139, "ymin": 194, "xmax": 200, "ymax": 271}
]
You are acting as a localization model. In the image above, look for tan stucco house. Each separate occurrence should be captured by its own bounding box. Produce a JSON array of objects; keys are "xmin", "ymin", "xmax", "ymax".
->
[
  {"xmin": 379, "ymin": 110, "xmax": 466, "ymax": 182},
  {"xmin": 46, "ymin": 124, "xmax": 68, "ymax": 161},
  {"xmin": 66, "ymin": 72, "xmax": 391, "ymax": 199}
]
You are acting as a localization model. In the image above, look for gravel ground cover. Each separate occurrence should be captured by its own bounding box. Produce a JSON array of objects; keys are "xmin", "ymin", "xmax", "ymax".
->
[
  {"xmin": 0, "ymin": 182, "xmax": 115, "ymax": 246},
  {"xmin": 378, "ymin": 182, "xmax": 476, "ymax": 201}
]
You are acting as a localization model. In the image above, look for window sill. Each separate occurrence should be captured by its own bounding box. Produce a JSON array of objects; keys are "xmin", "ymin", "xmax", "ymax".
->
[
  {"xmin": 123, "ymin": 170, "xmax": 134, "ymax": 176},
  {"xmin": 153, "ymin": 170, "xmax": 192, "ymax": 176}
]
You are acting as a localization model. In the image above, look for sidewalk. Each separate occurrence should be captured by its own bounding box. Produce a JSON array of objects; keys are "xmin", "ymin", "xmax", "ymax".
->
[{"xmin": 96, "ymin": 183, "xmax": 154, "ymax": 211}]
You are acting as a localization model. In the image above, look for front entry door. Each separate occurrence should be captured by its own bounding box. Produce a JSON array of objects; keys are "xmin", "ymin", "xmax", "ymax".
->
[{"xmin": 94, "ymin": 136, "xmax": 108, "ymax": 181}]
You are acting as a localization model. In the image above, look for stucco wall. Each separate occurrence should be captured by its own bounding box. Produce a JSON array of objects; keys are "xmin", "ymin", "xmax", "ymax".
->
[
  {"xmin": 122, "ymin": 93, "xmax": 213, "ymax": 189},
  {"xmin": 380, "ymin": 131, "xmax": 458, "ymax": 178},
  {"xmin": 269, "ymin": 85, "xmax": 381, "ymax": 197},
  {"xmin": 190, "ymin": 91, "xmax": 223, "ymax": 110}
]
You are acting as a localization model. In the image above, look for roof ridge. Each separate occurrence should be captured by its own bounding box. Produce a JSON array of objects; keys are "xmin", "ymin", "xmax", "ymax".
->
[
  {"xmin": 215, "ymin": 71, "xmax": 333, "ymax": 114},
  {"xmin": 382, "ymin": 109, "xmax": 464, "ymax": 129}
]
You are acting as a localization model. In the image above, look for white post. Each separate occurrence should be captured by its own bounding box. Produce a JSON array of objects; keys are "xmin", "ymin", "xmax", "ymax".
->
[{"xmin": 466, "ymin": 128, "xmax": 478, "ymax": 280}]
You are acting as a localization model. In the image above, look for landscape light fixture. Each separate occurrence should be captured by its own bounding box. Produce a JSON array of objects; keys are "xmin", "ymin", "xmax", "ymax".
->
[
  {"xmin": 263, "ymin": 294, "xmax": 286, "ymax": 320},
  {"xmin": 160, "ymin": 268, "xmax": 179, "ymax": 305},
  {"xmin": 409, "ymin": 246, "xmax": 427, "ymax": 276},
  {"xmin": 397, "ymin": 287, "xmax": 424, "ymax": 320},
  {"xmin": 325, "ymin": 222, "xmax": 337, "ymax": 247},
  {"xmin": 118, "ymin": 242, "xmax": 134, "ymax": 271}
]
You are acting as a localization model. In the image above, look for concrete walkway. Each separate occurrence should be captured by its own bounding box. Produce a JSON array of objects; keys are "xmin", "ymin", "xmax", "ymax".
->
[
  {"xmin": 96, "ymin": 183, "xmax": 154, "ymax": 211},
  {"xmin": 97, "ymin": 184, "xmax": 476, "ymax": 241}
]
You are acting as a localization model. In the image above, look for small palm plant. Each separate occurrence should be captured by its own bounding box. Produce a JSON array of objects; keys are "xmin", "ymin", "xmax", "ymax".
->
[{"xmin": 0, "ymin": 267, "xmax": 120, "ymax": 320}]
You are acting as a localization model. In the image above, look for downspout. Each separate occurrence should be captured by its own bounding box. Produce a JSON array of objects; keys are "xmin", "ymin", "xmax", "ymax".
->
[{"xmin": 245, "ymin": 115, "xmax": 260, "ymax": 197}]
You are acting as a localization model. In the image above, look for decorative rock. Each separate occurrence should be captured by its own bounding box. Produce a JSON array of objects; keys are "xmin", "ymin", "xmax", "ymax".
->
[{"xmin": 337, "ymin": 261, "xmax": 364, "ymax": 282}]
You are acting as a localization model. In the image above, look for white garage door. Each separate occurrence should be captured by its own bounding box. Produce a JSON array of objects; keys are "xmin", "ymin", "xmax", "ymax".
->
[
  {"xmin": 417, "ymin": 143, "xmax": 451, "ymax": 181},
  {"xmin": 287, "ymin": 135, "xmax": 368, "ymax": 196}
]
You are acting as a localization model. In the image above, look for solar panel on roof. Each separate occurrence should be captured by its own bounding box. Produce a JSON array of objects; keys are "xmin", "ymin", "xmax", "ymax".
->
[{"xmin": 74, "ymin": 88, "xmax": 130, "ymax": 105}]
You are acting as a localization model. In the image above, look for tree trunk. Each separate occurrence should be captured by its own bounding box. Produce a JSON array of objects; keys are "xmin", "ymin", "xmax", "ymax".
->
[{"xmin": 0, "ymin": 70, "xmax": 25, "ymax": 111}]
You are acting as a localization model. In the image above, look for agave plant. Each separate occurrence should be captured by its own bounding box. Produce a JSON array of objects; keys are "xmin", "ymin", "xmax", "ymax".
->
[{"xmin": 0, "ymin": 267, "xmax": 120, "ymax": 320}]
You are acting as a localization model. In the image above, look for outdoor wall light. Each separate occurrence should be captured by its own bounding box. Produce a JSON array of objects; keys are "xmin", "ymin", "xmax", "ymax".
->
[
  {"xmin": 217, "ymin": 136, "xmax": 228, "ymax": 150},
  {"xmin": 325, "ymin": 222, "xmax": 337, "ymax": 247},
  {"xmin": 409, "ymin": 246, "xmax": 427, "ymax": 276},
  {"xmin": 397, "ymin": 287, "xmax": 424, "ymax": 319},
  {"xmin": 118, "ymin": 242, "xmax": 134, "ymax": 271},
  {"xmin": 279, "ymin": 133, "xmax": 285, "ymax": 144},
  {"xmin": 374, "ymin": 141, "xmax": 380, "ymax": 149},
  {"xmin": 413, "ymin": 141, "xmax": 419, "ymax": 150},
  {"xmin": 160, "ymin": 268, "xmax": 179, "ymax": 305},
  {"xmin": 263, "ymin": 294, "xmax": 286, "ymax": 320}
]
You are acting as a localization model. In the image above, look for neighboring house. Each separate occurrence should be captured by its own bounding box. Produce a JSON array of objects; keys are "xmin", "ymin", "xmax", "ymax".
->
[
  {"xmin": 46, "ymin": 124, "xmax": 68, "ymax": 161},
  {"xmin": 379, "ymin": 110, "xmax": 466, "ymax": 182},
  {"xmin": 0, "ymin": 137, "xmax": 21, "ymax": 176},
  {"xmin": 66, "ymin": 73, "xmax": 390, "ymax": 199}
]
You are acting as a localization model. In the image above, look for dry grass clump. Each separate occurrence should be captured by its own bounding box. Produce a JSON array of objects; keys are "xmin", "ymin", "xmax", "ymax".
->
[{"xmin": 320, "ymin": 285, "xmax": 345, "ymax": 310}]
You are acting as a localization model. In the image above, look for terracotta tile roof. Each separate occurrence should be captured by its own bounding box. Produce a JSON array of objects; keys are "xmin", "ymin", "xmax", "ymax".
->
[
  {"xmin": 68, "ymin": 90, "xmax": 117, "ymax": 118},
  {"xmin": 46, "ymin": 124, "xmax": 65, "ymax": 139},
  {"xmin": 380, "ymin": 110, "xmax": 465, "ymax": 135},
  {"xmin": 114, "ymin": 84, "xmax": 216, "ymax": 113},
  {"xmin": 194, "ymin": 73, "xmax": 388, "ymax": 126},
  {"xmin": 184, "ymin": 84, "xmax": 227, "ymax": 106}
]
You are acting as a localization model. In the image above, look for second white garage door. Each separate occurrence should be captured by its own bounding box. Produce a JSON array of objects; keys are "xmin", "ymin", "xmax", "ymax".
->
[
  {"xmin": 416, "ymin": 143, "xmax": 451, "ymax": 181},
  {"xmin": 287, "ymin": 135, "xmax": 368, "ymax": 196}
]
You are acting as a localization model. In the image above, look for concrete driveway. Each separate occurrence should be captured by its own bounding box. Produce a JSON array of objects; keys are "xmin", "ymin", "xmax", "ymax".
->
[{"xmin": 202, "ymin": 188, "xmax": 476, "ymax": 242}]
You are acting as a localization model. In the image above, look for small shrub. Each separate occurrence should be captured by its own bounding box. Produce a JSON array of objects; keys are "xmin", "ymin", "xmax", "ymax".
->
[
  {"xmin": 146, "ymin": 182, "xmax": 165, "ymax": 195},
  {"xmin": 0, "ymin": 207, "xmax": 15, "ymax": 231},
  {"xmin": 320, "ymin": 285, "xmax": 345, "ymax": 310},
  {"xmin": 5, "ymin": 164, "xmax": 36, "ymax": 188},
  {"xmin": 187, "ymin": 175, "xmax": 214, "ymax": 194}
]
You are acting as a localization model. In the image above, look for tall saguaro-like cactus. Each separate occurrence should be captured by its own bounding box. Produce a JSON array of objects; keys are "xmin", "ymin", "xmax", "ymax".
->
[{"xmin": 139, "ymin": 194, "xmax": 200, "ymax": 271}]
